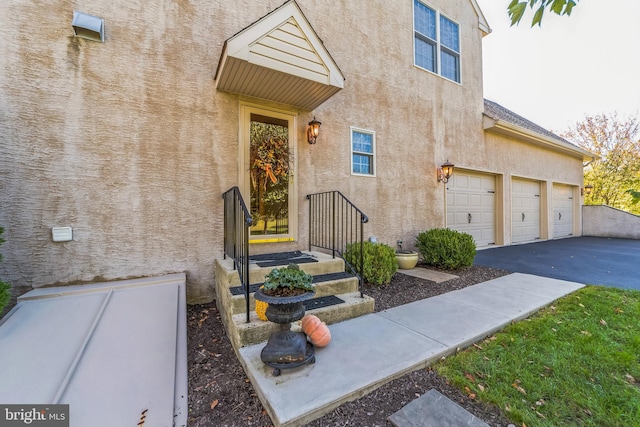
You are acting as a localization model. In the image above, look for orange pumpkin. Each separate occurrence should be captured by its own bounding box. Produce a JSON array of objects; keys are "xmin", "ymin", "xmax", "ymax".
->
[{"xmin": 301, "ymin": 314, "xmax": 331, "ymax": 347}]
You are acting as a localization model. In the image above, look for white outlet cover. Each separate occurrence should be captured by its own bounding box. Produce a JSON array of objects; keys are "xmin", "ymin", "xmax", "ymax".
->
[{"xmin": 52, "ymin": 227, "xmax": 73, "ymax": 242}]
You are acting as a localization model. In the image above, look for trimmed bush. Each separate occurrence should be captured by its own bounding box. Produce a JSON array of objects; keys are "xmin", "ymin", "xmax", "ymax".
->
[
  {"xmin": 0, "ymin": 227, "xmax": 10, "ymax": 314},
  {"xmin": 0, "ymin": 281, "xmax": 8, "ymax": 314},
  {"xmin": 416, "ymin": 228, "xmax": 476, "ymax": 270},
  {"xmin": 344, "ymin": 241, "xmax": 398, "ymax": 286}
]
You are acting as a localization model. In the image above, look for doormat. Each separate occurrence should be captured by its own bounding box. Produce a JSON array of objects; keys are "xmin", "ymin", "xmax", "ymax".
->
[
  {"xmin": 255, "ymin": 257, "xmax": 318, "ymax": 268},
  {"xmin": 303, "ymin": 295, "xmax": 345, "ymax": 310},
  {"xmin": 229, "ymin": 283, "xmax": 261, "ymax": 296},
  {"xmin": 249, "ymin": 251, "xmax": 319, "ymax": 267},
  {"xmin": 249, "ymin": 251, "xmax": 305, "ymax": 261},
  {"xmin": 228, "ymin": 288, "xmax": 344, "ymax": 310},
  {"xmin": 228, "ymin": 272, "xmax": 354, "ymax": 296}
]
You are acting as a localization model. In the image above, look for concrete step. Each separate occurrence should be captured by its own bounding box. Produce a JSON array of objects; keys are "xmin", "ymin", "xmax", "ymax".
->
[
  {"xmin": 215, "ymin": 250, "xmax": 375, "ymax": 350},
  {"xmin": 215, "ymin": 251, "xmax": 347, "ymax": 289},
  {"xmin": 226, "ymin": 272, "xmax": 359, "ymax": 315},
  {"xmin": 227, "ymin": 292, "xmax": 375, "ymax": 349}
]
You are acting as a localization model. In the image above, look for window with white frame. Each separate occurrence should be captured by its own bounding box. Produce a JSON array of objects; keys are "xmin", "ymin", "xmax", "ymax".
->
[
  {"xmin": 351, "ymin": 128, "xmax": 375, "ymax": 176},
  {"xmin": 413, "ymin": 0, "xmax": 460, "ymax": 83}
]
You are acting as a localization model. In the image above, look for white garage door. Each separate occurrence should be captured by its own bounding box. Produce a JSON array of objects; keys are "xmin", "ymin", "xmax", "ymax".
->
[
  {"xmin": 446, "ymin": 172, "xmax": 496, "ymax": 247},
  {"xmin": 512, "ymin": 178, "xmax": 540, "ymax": 243},
  {"xmin": 553, "ymin": 184, "xmax": 574, "ymax": 238}
]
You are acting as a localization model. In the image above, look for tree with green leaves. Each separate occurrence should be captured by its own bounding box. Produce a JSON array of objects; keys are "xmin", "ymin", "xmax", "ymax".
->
[
  {"xmin": 508, "ymin": 0, "xmax": 579, "ymax": 26},
  {"xmin": 0, "ymin": 228, "xmax": 10, "ymax": 314},
  {"xmin": 562, "ymin": 113, "xmax": 640, "ymax": 215}
]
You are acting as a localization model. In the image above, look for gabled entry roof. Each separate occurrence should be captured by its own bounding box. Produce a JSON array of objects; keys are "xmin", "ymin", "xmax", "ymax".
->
[{"xmin": 215, "ymin": 0, "xmax": 344, "ymax": 110}]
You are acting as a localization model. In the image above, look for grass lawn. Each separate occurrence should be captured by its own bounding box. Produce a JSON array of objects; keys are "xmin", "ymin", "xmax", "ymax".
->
[{"xmin": 435, "ymin": 285, "xmax": 640, "ymax": 426}]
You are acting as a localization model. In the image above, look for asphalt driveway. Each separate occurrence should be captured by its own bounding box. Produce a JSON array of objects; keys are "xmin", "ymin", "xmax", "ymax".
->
[{"xmin": 474, "ymin": 237, "xmax": 640, "ymax": 290}]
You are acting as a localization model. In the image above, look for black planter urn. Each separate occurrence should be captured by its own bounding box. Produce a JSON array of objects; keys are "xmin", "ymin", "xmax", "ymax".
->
[{"xmin": 254, "ymin": 288, "xmax": 316, "ymax": 376}]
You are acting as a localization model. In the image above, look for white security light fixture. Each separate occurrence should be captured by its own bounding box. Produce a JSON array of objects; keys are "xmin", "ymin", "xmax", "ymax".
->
[{"xmin": 72, "ymin": 11, "xmax": 105, "ymax": 42}]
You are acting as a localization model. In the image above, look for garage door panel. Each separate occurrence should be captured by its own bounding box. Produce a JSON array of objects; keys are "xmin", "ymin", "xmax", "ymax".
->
[
  {"xmin": 469, "ymin": 194, "xmax": 483, "ymax": 207},
  {"xmin": 446, "ymin": 172, "xmax": 496, "ymax": 247},
  {"xmin": 453, "ymin": 211, "xmax": 470, "ymax": 225},
  {"xmin": 454, "ymin": 193, "xmax": 469, "ymax": 205},
  {"xmin": 512, "ymin": 179, "xmax": 541, "ymax": 243},
  {"xmin": 482, "ymin": 194, "xmax": 494, "ymax": 204},
  {"xmin": 469, "ymin": 176, "xmax": 484, "ymax": 190},
  {"xmin": 553, "ymin": 185, "xmax": 574, "ymax": 238}
]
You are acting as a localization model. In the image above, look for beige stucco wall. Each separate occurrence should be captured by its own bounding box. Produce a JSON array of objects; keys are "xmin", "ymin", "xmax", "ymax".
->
[
  {"xmin": 583, "ymin": 205, "xmax": 640, "ymax": 240},
  {"xmin": 0, "ymin": 0, "xmax": 228, "ymax": 302},
  {"xmin": 482, "ymin": 131, "xmax": 585, "ymax": 245},
  {"xmin": 0, "ymin": 0, "xmax": 583, "ymax": 303}
]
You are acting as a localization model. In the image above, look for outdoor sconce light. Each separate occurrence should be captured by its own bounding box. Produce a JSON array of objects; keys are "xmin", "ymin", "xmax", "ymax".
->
[
  {"xmin": 437, "ymin": 160, "xmax": 455, "ymax": 183},
  {"xmin": 307, "ymin": 117, "xmax": 321, "ymax": 144},
  {"xmin": 72, "ymin": 11, "xmax": 105, "ymax": 42},
  {"xmin": 582, "ymin": 184, "xmax": 594, "ymax": 196}
]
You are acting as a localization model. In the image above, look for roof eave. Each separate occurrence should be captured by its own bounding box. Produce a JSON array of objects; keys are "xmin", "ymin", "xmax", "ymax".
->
[
  {"xmin": 470, "ymin": 0, "xmax": 492, "ymax": 36},
  {"xmin": 483, "ymin": 114, "xmax": 596, "ymax": 162},
  {"xmin": 214, "ymin": 0, "xmax": 344, "ymax": 111}
]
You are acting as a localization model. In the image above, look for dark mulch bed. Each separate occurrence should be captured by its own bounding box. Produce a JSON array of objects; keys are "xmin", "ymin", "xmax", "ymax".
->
[{"xmin": 188, "ymin": 265, "xmax": 515, "ymax": 427}]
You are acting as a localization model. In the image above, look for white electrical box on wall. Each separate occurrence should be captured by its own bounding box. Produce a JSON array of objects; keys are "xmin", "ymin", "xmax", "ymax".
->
[{"xmin": 52, "ymin": 227, "xmax": 73, "ymax": 242}]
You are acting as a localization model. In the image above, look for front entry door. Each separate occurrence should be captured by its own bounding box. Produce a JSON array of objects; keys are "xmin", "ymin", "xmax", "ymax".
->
[{"xmin": 241, "ymin": 104, "xmax": 297, "ymax": 242}]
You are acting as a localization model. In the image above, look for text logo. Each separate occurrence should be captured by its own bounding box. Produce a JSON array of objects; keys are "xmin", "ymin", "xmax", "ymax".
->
[{"xmin": 1, "ymin": 405, "xmax": 69, "ymax": 427}]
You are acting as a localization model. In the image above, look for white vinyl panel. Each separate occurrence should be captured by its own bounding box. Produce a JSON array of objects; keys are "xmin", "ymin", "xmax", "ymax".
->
[
  {"xmin": 553, "ymin": 184, "xmax": 574, "ymax": 238},
  {"xmin": 446, "ymin": 172, "xmax": 496, "ymax": 247},
  {"xmin": 512, "ymin": 179, "xmax": 541, "ymax": 243}
]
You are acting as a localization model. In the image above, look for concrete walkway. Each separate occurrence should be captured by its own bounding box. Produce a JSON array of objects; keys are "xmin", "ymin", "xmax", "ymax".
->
[{"xmin": 237, "ymin": 273, "xmax": 584, "ymax": 427}]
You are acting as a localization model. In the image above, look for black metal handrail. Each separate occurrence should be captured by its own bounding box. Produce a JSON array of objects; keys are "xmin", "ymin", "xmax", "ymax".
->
[
  {"xmin": 306, "ymin": 191, "xmax": 369, "ymax": 297},
  {"xmin": 222, "ymin": 186, "xmax": 252, "ymax": 323}
]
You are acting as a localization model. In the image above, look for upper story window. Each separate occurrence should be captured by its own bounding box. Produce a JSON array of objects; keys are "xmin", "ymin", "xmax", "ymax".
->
[
  {"xmin": 413, "ymin": 0, "xmax": 460, "ymax": 83},
  {"xmin": 351, "ymin": 128, "xmax": 375, "ymax": 176}
]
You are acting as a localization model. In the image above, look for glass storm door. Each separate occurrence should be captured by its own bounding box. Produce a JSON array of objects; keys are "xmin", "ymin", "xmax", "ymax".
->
[{"xmin": 241, "ymin": 105, "xmax": 296, "ymax": 241}]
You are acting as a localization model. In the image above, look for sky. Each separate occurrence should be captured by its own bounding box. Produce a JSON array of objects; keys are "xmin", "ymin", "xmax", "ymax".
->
[{"xmin": 475, "ymin": 0, "xmax": 640, "ymax": 133}]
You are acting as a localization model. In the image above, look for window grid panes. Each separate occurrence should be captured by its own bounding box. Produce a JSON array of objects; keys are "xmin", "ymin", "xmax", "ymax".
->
[
  {"xmin": 415, "ymin": 36, "xmax": 436, "ymax": 72},
  {"xmin": 414, "ymin": 2, "xmax": 436, "ymax": 39},
  {"xmin": 413, "ymin": 0, "xmax": 461, "ymax": 83},
  {"xmin": 351, "ymin": 129, "xmax": 375, "ymax": 176}
]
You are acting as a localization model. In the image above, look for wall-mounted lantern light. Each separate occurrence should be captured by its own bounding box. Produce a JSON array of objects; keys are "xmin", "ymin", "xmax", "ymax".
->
[
  {"xmin": 307, "ymin": 117, "xmax": 321, "ymax": 144},
  {"xmin": 581, "ymin": 184, "xmax": 593, "ymax": 196},
  {"xmin": 72, "ymin": 11, "xmax": 105, "ymax": 42},
  {"xmin": 437, "ymin": 160, "xmax": 454, "ymax": 183}
]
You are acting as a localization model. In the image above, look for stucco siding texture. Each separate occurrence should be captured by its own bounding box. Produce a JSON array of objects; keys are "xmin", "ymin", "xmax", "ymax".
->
[
  {"xmin": 583, "ymin": 205, "xmax": 640, "ymax": 240},
  {"xmin": 0, "ymin": 0, "xmax": 580, "ymax": 302},
  {"xmin": 0, "ymin": 1, "xmax": 225, "ymax": 302}
]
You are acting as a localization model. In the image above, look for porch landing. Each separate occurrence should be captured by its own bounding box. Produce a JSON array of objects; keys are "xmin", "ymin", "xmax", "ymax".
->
[{"xmin": 0, "ymin": 273, "xmax": 188, "ymax": 427}]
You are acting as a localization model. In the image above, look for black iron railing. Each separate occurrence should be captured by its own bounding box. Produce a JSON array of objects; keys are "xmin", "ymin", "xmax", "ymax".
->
[
  {"xmin": 306, "ymin": 191, "xmax": 369, "ymax": 297},
  {"xmin": 222, "ymin": 187, "xmax": 252, "ymax": 323}
]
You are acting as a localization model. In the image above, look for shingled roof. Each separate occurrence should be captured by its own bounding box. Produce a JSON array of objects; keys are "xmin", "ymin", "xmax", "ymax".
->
[
  {"xmin": 483, "ymin": 99, "xmax": 594, "ymax": 160},
  {"xmin": 484, "ymin": 99, "xmax": 573, "ymax": 145}
]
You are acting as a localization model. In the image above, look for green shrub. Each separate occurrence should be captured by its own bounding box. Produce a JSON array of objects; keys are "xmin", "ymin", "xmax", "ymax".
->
[
  {"xmin": 0, "ymin": 227, "xmax": 10, "ymax": 314},
  {"xmin": 0, "ymin": 281, "xmax": 9, "ymax": 314},
  {"xmin": 344, "ymin": 241, "xmax": 398, "ymax": 286},
  {"xmin": 416, "ymin": 228, "xmax": 476, "ymax": 270}
]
